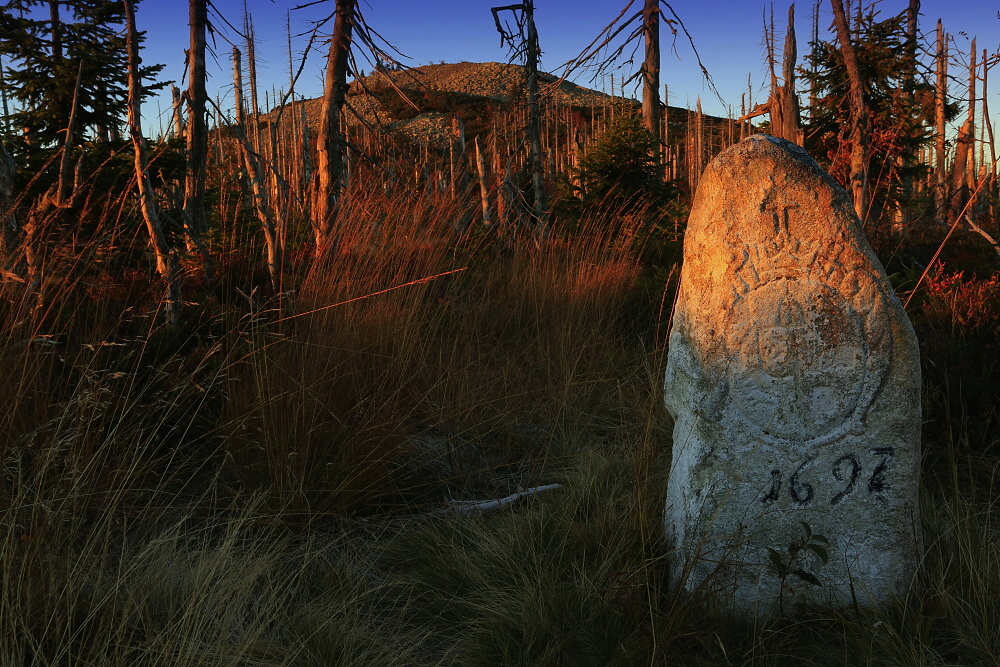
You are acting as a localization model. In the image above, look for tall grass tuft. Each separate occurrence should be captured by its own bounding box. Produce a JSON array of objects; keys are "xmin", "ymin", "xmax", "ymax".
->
[{"xmin": 0, "ymin": 158, "xmax": 997, "ymax": 664}]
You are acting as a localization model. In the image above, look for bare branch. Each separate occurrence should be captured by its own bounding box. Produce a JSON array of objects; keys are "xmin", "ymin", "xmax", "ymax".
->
[{"xmin": 660, "ymin": 1, "xmax": 724, "ymax": 105}]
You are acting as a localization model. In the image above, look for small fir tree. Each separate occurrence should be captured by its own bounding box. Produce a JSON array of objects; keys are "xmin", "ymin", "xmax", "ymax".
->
[
  {"xmin": 0, "ymin": 0, "xmax": 166, "ymax": 151},
  {"xmin": 800, "ymin": 4, "xmax": 949, "ymax": 222},
  {"xmin": 577, "ymin": 113, "xmax": 669, "ymax": 204}
]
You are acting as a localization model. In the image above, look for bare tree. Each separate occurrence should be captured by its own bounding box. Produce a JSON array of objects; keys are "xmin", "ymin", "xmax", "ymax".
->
[
  {"xmin": 774, "ymin": 4, "xmax": 804, "ymax": 144},
  {"xmin": 934, "ymin": 20, "xmax": 948, "ymax": 216},
  {"xmin": 170, "ymin": 84, "xmax": 185, "ymax": 137},
  {"xmin": 738, "ymin": 4, "xmax": 803, "ymax": 145},
  {"xmin": 642, "ymin": 0, "xmax": 661, "ymax": 161},
  {"xmin": 473, "ymin": 137, "xmax": 492, "ymax": 226},
  {"xmin": 233, "ymin": 46, "xmax": 281, "ymax": 289},
  {"xmin": 184, "ymin": 0, "xmax": 211, "ymax": 274},
  {"xmin": 311, "ymin": 0, "xmax": 356, "ymax": 257},
  {"xmin": 558, "ymin": 0, "xmax": 720, "ymax": 185},
  {"xmin": 492, "ymin": 1, "xmax": 547, "ymax": 232},
  {"xmin": 124, "ymin": 0, "xmax": 180, "ymax": 324},
  {"xmin": 830, "ymin": 0, "xmax": 870, "ymax": 221},
  {"xmin": 950, "ymin": 39, "xmax": 977, "ymax": 220}
]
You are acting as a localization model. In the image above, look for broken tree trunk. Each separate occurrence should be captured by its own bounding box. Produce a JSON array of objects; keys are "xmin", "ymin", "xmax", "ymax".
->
[
  {"xmin": 642, "ymin": 0, "xmax": 661, "ymax": 162},
  {"xmin": 741, "ymin": 4, "xmax": 804, "ymax": 145},
  {"xmin": 184, "ymin": 0, "xmax": 212, "ymax": 275},
  {"xmin": 171, "ymin": 84, "xmax": 185, "ymax": 137},
  {"xmin": 774, "ymin": 4, "xmax": 804, "ymax": 145},
  {"xmin": 244, "ymin": 8, "xmax": 261, "ymax": 149},
  {"xmin": 124, "ymin": 0, "xmax": 180, "ymax": 325},
  {"xmin": 233, "ymin": 46, "xmax": 281, "ymax": 290},
  {"xmin": 473, "ymin": 137, "xmax": 492, "ymax": 226},
  {"xmin": 935, "ymin": 19, "xmax": 948, "ymax": 217},
  {"xmin": 311, "ymin": 0, "xmax": 356, "ymax": 257},
  {"xmin": 524, "ymin": 0, "xmax": 547, "ymax": 232},
  {"xmin": 830, "ymin": 0, "xmax": 870, "ymax": 222},
  {"xmin": 949, "ymin": 39, "xmax": 977, "ymax": 221}
]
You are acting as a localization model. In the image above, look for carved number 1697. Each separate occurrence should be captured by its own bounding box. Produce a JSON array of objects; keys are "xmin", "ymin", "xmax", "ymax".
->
[{"xmin": 761, "ymin": 448, "xmax": 895, "ymax": 506}]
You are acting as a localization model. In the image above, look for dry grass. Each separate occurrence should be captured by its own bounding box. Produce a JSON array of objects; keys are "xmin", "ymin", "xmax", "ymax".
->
[{"xmin": 0, "ymin": 161, "xmax": 997, "ymax": 665}]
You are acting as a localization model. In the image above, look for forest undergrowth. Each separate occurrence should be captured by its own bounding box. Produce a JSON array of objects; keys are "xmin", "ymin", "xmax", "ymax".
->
[{"xmin": 0, "ymin": 169, "xmax": 998, "ymax": 665}]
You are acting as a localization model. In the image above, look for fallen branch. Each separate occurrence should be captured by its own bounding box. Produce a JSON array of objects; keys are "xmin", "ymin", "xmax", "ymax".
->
[
  {"xmin": 444, "ymin": 483, "xmax": 562, "ymax": 515},
  {"xmin": 964, "ymin": 214, "xmax": 1000, "ymax": 256},
  {"xmin": 737, "ymin": 101, "xmax": 770, "ymax": 123}
]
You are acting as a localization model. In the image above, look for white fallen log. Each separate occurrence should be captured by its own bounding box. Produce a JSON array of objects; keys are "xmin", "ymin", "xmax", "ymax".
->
[
  {"xmin": 965, "ymin": 214, "xmax": 1000, "ymax": 256},
  {"xmin": 444, "ymin": 483, "xmax": 562, "ymax": 515}
]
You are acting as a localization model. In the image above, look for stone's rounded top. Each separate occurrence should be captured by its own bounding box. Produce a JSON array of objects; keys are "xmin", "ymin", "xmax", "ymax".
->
[
  {"xmin": 684, "ymin": 133, "xmax": 864, "ymax": 261},
  {"xmin": 699, "ymin": 135, "xmax": 849, "ymax": 211},
  {"xmin": 759, "ymin": 133, "xmax": 810, "ymax": 154},
  {"xmin": 709, "ymin": 133, "xmax": 835, "ymax": 172},
  {"xmin": 667, "ymin": 131, "xmax": 914, "ymax": 452},
  {"xmin": 724, "ymin": 133, "xmax": 814, "ymax": 160}
]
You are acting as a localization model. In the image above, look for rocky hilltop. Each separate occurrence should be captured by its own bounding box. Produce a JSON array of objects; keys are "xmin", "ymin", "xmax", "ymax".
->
[
  {"xmin": 271, "ymin": 61, "xmax": 621, "ymax": 145},
  {"xmin": 266, "ymin": 61, "xmax": 731, "ymax": 148},
  {"xmin": 352, "ymin": 61, "xmax": 613, "ymax": 106}
]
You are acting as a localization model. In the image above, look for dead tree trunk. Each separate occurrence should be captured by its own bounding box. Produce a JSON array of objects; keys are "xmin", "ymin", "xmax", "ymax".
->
[
  {"xmin": 0, "ymin": 141, "xmax": 18, "ymax": 269},
  {"xmin": 233, "ymin": 46, "xmax": 281, "ymax": 289},
  {"xmin": 0, "ymin": 56, "xmax": 10, "ymax": 135},
  {"xmin": 311, "ymin": 0, "xmax": 356, "ymax": 257},
  {"xmin": 898, "ymin": 0, "xmax": 919, "ymax": 216},
  {"xmin": 492, "ymin": 2, "xmax": 547, "ymax": 232},
  {"xmin": 642, "ymin": 0, "xmax": 661, "ymax": 161},
  {"xmin": 830, "ymin": 0, "xmax": 870, "ymax": 221},
  {"xmin": 55, "ymin": 61, "xmax": 82, "ymax": 206},
  {"xmin": 244, "ymin": 8, "xmax": 261, "ymax": 149},
  {"xmin": 524, "ymin": 0, "xmax": 547, "ymax": 232},
  {"xmin": 473, "ymin": 137, "xmax": 492, "ymax": 226},
  {"xmin": 775, "ymin": 4, "xmax": 804, "ymax": 145},
  {"xmin": 950, "ymin": 39, "xmax": 977, "ymax": 220},
  {"xmin": 170, "ymin": 84, "xmax": 185, "ymax": 137},
  {"xmin": 983, "ymin": 50, "xmax": 996, "ymax": 180},
  {"xmin": 743, "ymin": 5, "xmax": 805, "ymax": 144},
  {"xmin": 935, "ymin": 19, "xmax": 948, "ymax": 217},
  {"xmin": 124, "ymin": 0, "xmax": 180, "ymax": 325},
  {"xmin": 184, "ymin": 0, "xmax": 211, "ymax": 273}
]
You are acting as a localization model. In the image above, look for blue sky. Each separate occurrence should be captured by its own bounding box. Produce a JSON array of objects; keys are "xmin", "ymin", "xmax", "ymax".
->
[{"xmin": 127, "ymin": 0, "xmax": 1000, "ymax": 135}]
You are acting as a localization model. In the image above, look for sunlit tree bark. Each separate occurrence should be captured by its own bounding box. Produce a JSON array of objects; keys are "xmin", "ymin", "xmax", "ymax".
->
[
  {"xmin": 311, "ymin": 0, "xmax": 356, "ymax": 257},
  {"xmin": 124, "ymin": 0, "xmax": 180, "ymax": 324},
  {"xmin": 830, "ymin": 0, "xmax": 870, "ymax": 220}
]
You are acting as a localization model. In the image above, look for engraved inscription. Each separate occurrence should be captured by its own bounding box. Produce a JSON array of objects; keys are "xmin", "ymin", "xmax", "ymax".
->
[
  {"xmin": 730, "ymin": 278, "xmax": 866, "ymax": 442},
  {"xmin": 788, "ymin": 459, "xmax": 814, "ymax": 505},
  {"xmin": 830, "ymin": 454, "xmax": 861, "ymax": 505},
  {"xmin": 867, "ymin": 448, "xmax": 895, "ymax": 492},
  {"xmin": 724, "ymin": 218, "xmax": 893, "ymax": 447},
  {"xmin": 762, "ymin": 469, "xmax": 782, "ymax": 502},
  {"xmin": 759, "ymin": 448, "xmax": 895, "ymax": 505}
]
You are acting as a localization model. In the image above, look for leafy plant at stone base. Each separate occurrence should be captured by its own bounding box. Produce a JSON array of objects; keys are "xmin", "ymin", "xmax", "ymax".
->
[
  {"xmin": 767, "ymin": 521, "xmax": 830, "ymax": 615},
  {"xmin": 800, "ymin": 4, "xmax": 944, "ymax": 226},
  {"xmin": 0, "ymin": 0, "xmax": 167, "ymax": 151}
]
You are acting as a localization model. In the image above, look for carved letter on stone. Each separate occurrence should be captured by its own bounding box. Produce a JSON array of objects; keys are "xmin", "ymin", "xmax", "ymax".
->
[{"xmin": 663, "ymin": 135, "xmax": 921, "ymax": 616}]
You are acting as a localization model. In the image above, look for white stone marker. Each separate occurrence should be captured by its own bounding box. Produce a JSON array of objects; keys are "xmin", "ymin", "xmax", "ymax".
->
[{"xmin": 663, "ymin": 135, "xmax": 921, "ymax": 615}]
